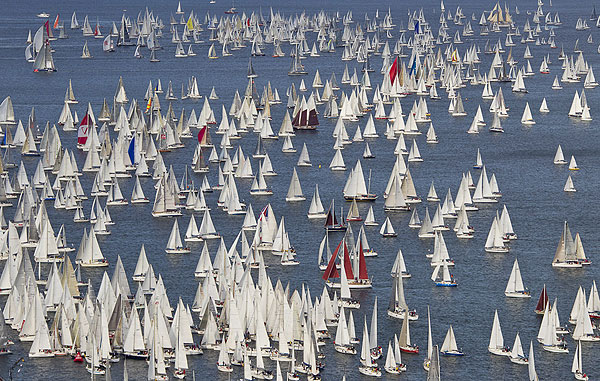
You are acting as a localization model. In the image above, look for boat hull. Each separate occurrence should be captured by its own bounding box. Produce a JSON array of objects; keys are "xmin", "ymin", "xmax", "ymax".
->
[
  {"xmin": 509, "ymin": 356, "xmax": 528, "ymax": 365},
  {"xmin": 326, "ymin": 280, "xmax": 372, "ymax": 289},
  {"xmin": 505, "ymin": 291, "xmax": 531, "ymax": 298}
]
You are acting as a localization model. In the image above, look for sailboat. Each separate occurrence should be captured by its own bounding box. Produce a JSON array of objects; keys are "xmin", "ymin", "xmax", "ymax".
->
[
  {"xmin": 216, "ymin": 341, "xmax": 232, "ymax": 372},
  {"xmin": 408, "ymin": 208, "xmax": 421, "ymax": 228},
  {"xmin": 426, "ymin": 345, "xmax": 441, "ymax": 381},
  {"xmin": 334, "ymin": 307, "xmax": 356, "ymax": 354},
  {"xmin": 379, "ymin": 217, "xmax": 397, "ymax": 237},
  {"xmin": 529, "ymin": 342, "xmax": 539, "ymax": 381},
  {"xmin": 572, "ymin": 340, "xmax": 589, "ymax": 380},
  {"xmin": 81, "ymin": 40, "xmax": 92, "ymax": 59},
  {"xmin": 538, "ymin": 302, "xmax": 569, "ymax": 353},
  {"xmin": 307, "ymin": 185, "xmax": 326, "ymax": 218},
  {"xmin": 554, "ymin": 145, "xmax": 567, "ymax": 164},
  {"xmin": 398, "ymin": 311, "xmax": 419, "ymax": 353},
  {"xmin": 346, "ymin": 199, "xmax": 361, "ymax": 221},
  {"xmin": 323, "ymin": 238, "xmax": 372, "ymax": 289},
  {"xmin": 358, "ymin": 318, "xmax": 382, "ymax": 377},
  {"xmin": 152, "ymin": 176, "xmax": 182, "ymax": 217},
  {"xmin": 33, "ymin": 42, "xmax": 57, "ymax": 72},
  {"xmin": 510, "ymin": 333, "xmax": 528, "ymax": 364},
  {"xmin": 150, "ymin": 49, "xmax": 159, "ymax": 62},
  {"xmin": 485, "ymin": 216, "xmax": 508, "ymax": 253},
  {"xmin": 488, "ymin": 310, "xmax": 510, "ymax": 356},
  {"xmin": 292, "ymin": 95, "xmax": 318, "ymax": 130},
  {"xmin": 521, "ymin": 103, "xmax": 535, "ymax": 125},
  {"xmin": 208, "ymin": 43, "xmax": 218, "ymax": 59},
  {"xmin": 297, "ymin": 143, "xmax": 312, "ymax": 166},
  {"xmin": 431, "ymin": 262, "xmax": 456, "ymax": 287},
  {"xmin": 440, "ymin": 325, "xmax": 464, "ymax": 355},
  {"xmin": 535, "ymin": 285, "xmax": 549, "ymax": 315},
  {"xmin": 28, "ymin": 320, "xmax": 54, "ymax": 358},
  {"xmin": 504, "ymin": 259, "xmax": 531, "ymax": 297},
  {"xmin": 343, "ymin": 162, "xmax": 377, "ymax": 201},
  {"xmin": 569, "ymin": 155, "xmax": 579, "ymax": 170},
  {"xmin": 564, "ymin": 175, "xmax": 576, "ymax": 192},
  {"xmin": 324, "ymin": 200, "xmax": 346, "ymax": 231},
  {"xmin": 540, "ymin": 98, "xmax": 550, "ymax": 113},
  {"xmin": 173, "ymin": 310, "xmax": 189, "ymax": 379},
  {"xmin": 285, "ymin": 168, "xmax": 306, "ymax": 201},
  {"xmin": 76, "ymin": 229, "xmax": 108, "ymax": 267},
  {"xmin": 552, "ymin": 221, "xmax": 582, "ymax": 268},
  {"xmin": 131, "ymin": 176, "xmax": 149, "ymax": 203},
  {"xmin": 165, "ymin": 219, "xmax": 191, "ymax": 254},
  {"xmin": 388, "ymin": 273, "xmax": 418, "ymax": 319},
  {"xmin": 384, "ymin": 340, "xmax": 406, "ymax": 373}
]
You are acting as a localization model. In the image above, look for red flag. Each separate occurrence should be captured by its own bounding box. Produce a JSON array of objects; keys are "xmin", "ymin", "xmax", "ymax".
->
[
  {"xmin": 197, "ymin": 126, "xmax": 207, "ymax": 144},
  {"xmin": 77, "ymin": 114, "xmax": 90, "ymax": 145},
  {"xmin": 389, "ymin": 57, "xmax": 398, "ymax": 86}
]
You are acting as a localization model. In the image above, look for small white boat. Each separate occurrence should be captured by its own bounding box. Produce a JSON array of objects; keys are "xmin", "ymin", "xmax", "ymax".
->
[
  {"xmin": 165, "ymin": 219, "xmax": 191, "ymax": 254},
  {"xmin": 509, "ymin": 333, "xmax": 528, "ymax": 365},
  {"xmin": 564, "ymin": 176, "xmax": 576, "ymax": 192},
  {"xmin": 488, "ymin": 310, "xmax": 510, "ymax": 356},
  {"xmin": 569, "ymin": 155, "xmax": 579, "ymax": 170},
  {"xmin": 554, "ymin": 145, "xmax": 567, "ymax": 164},
  {"xmin": 380, "ymin": 217, "xmax": 397, "ymax": 237},
  {"xmin": 440, "ymin": 325, "xmax": 464, "ymax": 355},
  {"xmin": 572, "ymin": 340, "xmax": 589, "ymax": 380},
  {"xmin": 504, "ymin": 259, "xmax": 531, "ymax": 297}
]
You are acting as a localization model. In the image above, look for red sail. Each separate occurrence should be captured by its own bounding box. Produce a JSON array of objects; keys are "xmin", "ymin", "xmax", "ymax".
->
[
  {"xmin": 77, "ymin": 114, "xmax": 90, "ymax": 145},
  {"xmin": 389, "ymin": 57, "xmax": 398, "ymax": 86},
  {"xmin": 325, "ymin": 209, "xmax": 334, "ymax": 228},
  {"xmin": 322, "ymin": 240, "xmax": 342, "ymax": 280},
  {"xmin": 197, "ymin": 126, "xmax": 207, "ymax": 144},
  {"xmin": 343, "ymin": 242, "xmax": 354, "ymax": 280},
  {"xmin": 307, "ymin": 109, "xmax": 319, "ymax": 127},
  {"xmin": 534, "ymin": 284, "xmax": 548, "ymax": 312},
  {"xmin": 358, "ymin": 241, "xmax": 368, "ymax": 280}
]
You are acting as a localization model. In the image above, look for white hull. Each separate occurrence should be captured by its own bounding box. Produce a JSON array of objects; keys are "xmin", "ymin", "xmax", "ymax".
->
[
  {"xmin": 509, "ymin": 356, "xmax": 528, "ymax": 365},
  {"xmin": 166, "ymin": 248, "xmax": 191, "ymax": 254},
  {"xmin": 326, "ymin": 280, "xmax": 372, "ymax": 289},
  {"xmin": 485, "ymin": 247, "xmax": 509, "ymax": 253},
  {"xmin": 504, "ymin": 291, "xmax": 531, "ymax": 298},
  {"xmin": 78, "ymin": 261, "xmax": 109, "ymax": 267},
  {"xmin": 387, "ymin": 309, "xmax": 418, "ymax": 320},
  {"xmin": 358, "ymin": 366, "xmax": 382, "ymax": 377},
  {"xmin": 542, "ymin": 345, "xmax": 568, "ymax": 353},
  {"xmin": 152, "ymin": 211, "xmax": 182, "ymax": 217},
  {"xmin": 552, "ymin": 262, "xmax": 582, "ymax": 268},
  {"xmin": 29, "ymin": 352, "xmax": 55, "ymax": 358},
  {"xmin": 334, "ymin": 344, "xmax": 356, "ymax": 355},
  {"xmin": 488, "ymin": 347, "xmax": 511, "ymax": 356}
]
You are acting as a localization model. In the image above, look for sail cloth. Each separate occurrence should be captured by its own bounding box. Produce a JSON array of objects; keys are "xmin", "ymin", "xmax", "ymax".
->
[
  {"xmin": 198, "ymin": 126, "xmax": 207, "ymax": 143},
  {"xmin": 77, "ymin": 113, "xmax": 91, "ymax": 145},
  {"xmin": 389, "ymin": 57, "xmax": 398, "ymax": 85}
]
